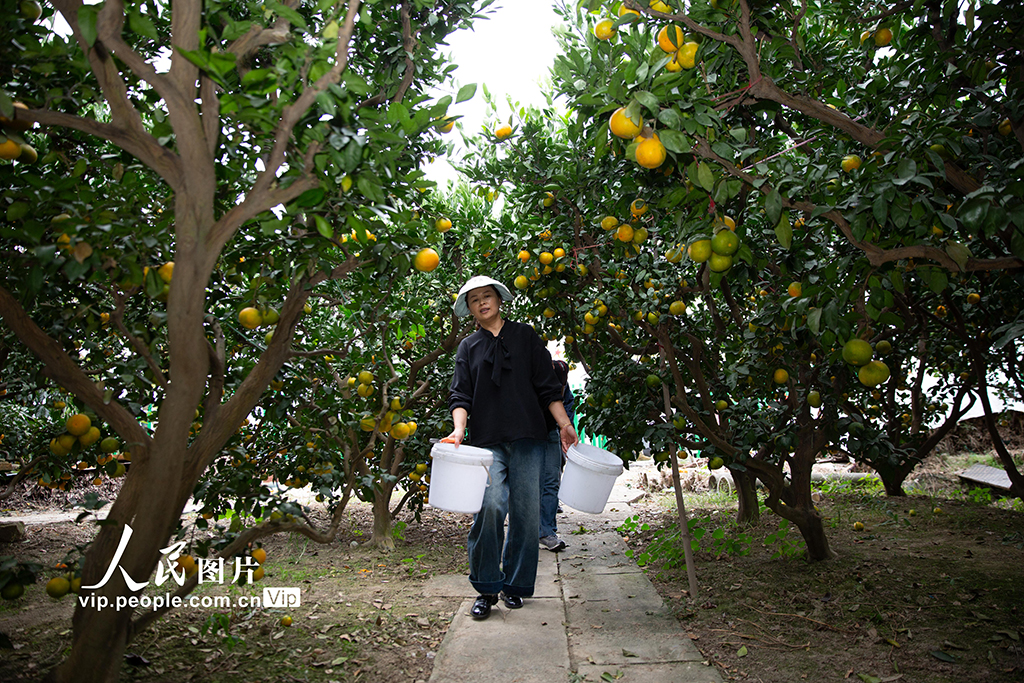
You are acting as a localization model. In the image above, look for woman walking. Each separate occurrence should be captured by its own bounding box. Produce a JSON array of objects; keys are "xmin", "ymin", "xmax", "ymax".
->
[{"xmin": 443, "ymin": 275, "xmax": 578, "ymax": 620}]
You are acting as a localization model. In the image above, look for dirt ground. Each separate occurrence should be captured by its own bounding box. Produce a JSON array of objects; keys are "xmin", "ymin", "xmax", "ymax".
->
[{"xmin": 1, "ymin": 451, "xmax": 1022, "ymax": 682}]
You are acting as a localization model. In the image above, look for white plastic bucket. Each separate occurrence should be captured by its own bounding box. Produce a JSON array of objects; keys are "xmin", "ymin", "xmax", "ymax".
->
[
  {"xmin": 427, "ymin": 442, "xmax": 494, "ymax": 514},
  {"xmin": 558, "ymin": 443, "xmax": 624, "ymax": 514}
]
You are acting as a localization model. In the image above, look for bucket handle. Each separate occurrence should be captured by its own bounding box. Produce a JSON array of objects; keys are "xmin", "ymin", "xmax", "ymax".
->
[{"xmin": 431, "ymin": 439, "xmax": 493, "ymax": 487}]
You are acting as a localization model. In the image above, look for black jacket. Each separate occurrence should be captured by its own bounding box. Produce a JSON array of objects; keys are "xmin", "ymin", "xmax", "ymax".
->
[{"xmin": 449, "ymin": 320, "xmax": 563, "ymax": 447}]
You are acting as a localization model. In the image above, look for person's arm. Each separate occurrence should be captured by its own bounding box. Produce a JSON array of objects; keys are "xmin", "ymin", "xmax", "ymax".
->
[
  {"xmin": 443, "ymin": 407, "xmax": 469, "ymax": 445},
  {"xmin": 445, "ymin": 341, "xmax": 472, "ymax": 445},
  {"xmin": 549, "ymin": 400, "xmax": 578, "ymax": 453}
]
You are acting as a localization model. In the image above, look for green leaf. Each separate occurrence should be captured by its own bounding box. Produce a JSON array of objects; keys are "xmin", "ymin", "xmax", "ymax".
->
[
  {"xmin": 775, "ymin": 211, "xmax": 792, "ymax": 250},
  {"xmin": 807, "ymin": 307, "xmax": 822, "ymax": 335},
  {"xmin": 945, "ymin": 241, "xmax": 972, "ymax": 271},
  {"xmin": 765, "ymin": 188, "xmax": 782, "ymax": 226},
  {"xmin": 927, "ymin": 268, "xmax": 948, "ymax": 294},
  {"xmin": 295, "ymin": 188, "xmax": 325, "ymax": 208},
  {"xmin": 659, "ymin": 129, "xmax": 689, "ymax": 154},
  {"xmin": 313, "ymin": 215, "xmax": 333, "ymax": 238},
  {"xmin": 270, "ymin": 1, "xmax": 307, "ymax": 29},
  {"xmin": 455, "ymin": 83, "xmax": 477, "ymax": 104},
  {"xmin": 128, "ymin": 10, "xmax": 158, "ymax": 40},
  {"xmin": 737, "ymin": 645, "xmax": 748, "ymax": 657},
  {"xmin": 78, "ymin": 5, "xmax": 99, "ymax": 47},
  {"xmin": 930, "ymin": 650, "xmax": 956, "ymax": 663},
  {"xmin": 958, "ymin": 197, "xmax": 990, "ymax": 232},
  {"xmin": 634, "ymin": 91, "xmax": 660, "ymax": 115},
  {"xmin": 872, "ymin": 194, "xmax": 888, "ymax": 226},
  {"xmin": 697, "ymin": 162, "xmax": 714, "ymax": 192},
  {"xmin": 893, "ymin": 158, "xmax": 916, "ymax": 186}
]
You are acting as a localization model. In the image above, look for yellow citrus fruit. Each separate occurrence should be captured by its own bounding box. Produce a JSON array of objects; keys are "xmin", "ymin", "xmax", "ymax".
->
[
  {"xmin": 858, "ymin": 360, "xmax": 890, "ymax": 387},
  {"xmin": 708, "ymin": 252, "xmax": 733, "ymax": 272},
  {"xmin": 391, "ymin": 422, "xmax": 411, "ymax": 439},
  {"xmin": 78, "ymin": 426, "xmax": 101, "ymax": 447},
  {"xmin": 842, "ymin": 339, "xmax": 873, "ymax": 366},
  {"xmin": 600, "ymin": 215, "xmax": 619, "ymax": 230},
  {"xmin": 669, "ymin": 300, "xmax": 686, "ymax": 315},
  {"xmin": 46, "ymin": 576, "xmax": 71, "ymax": 599},
  {"xmin": 514, "ymin": 275, "xmax": 529, "ymax": 290},
  {"xmin": 787, "ymin": 282, "xmax": 802, "ymax": 297},
  {"xmin": 18, "ymin": 143, "xmax": 36, "ymax": 163},
  {"xmin": 966, "ymin": 292, "xmax": 980, "ymax": 305},
  {"xmin": 494, "ymin": 124, "xmax": 513, "ymax": 139},
  {"xmin": 176, "ymin": 555, "xmax": 198, "ymax": 575},
  {"xmin": 0, "ymin": 138, "xmax": 21, "ymax": 160},
  {"xmin": 553, "ymin": 247, "xmax": 565, "ymax": 258},
  {"xmin": 650, "ymin": 0, "xmax": 672, "ymax": 11},
  {"xmin": 998, "ymin": 119, "xmax": 1012, "ymax": 136},
  {"xmin": 859, "ymin": 30, "xmax": 872, "ymax": 45},
  {"xmin": 252, "ymin": 548, "xmax": 267, "ymax": 564},
  {"xmin": 239, "ymin": 307, "xmax": 263, "ymax": 329},
  {"xmin": 618, "ymin": 6, "xmax": 640, "ymax": 17},
  {"xmin": 413, "ymin": 247, "xmax": 440, "ymax": 272},
  {"xmin": 357, "ymin": 370, "xmax": 374, "ymax": 385},
  {"xmin": 630, "ymin": 198, "xmax": 648, "ymax": 217},
  {"xmin": 636, "ymin": 135, "xmax": 666, "ymax": 169},
  {"xmin": 66, "ymin": 413, "xmax": 91, "ymax": 437},
  {"xmin": 518, "ymin": 249, "xmax": 531, "ymax": 262},
  {"xmin": 539, "ymin": 251, "xmax": 553, "ymax": 265},
  {"xmin": 841, "ymin": 154, "xmax": 862, "ymax": 172},
  {"xmin": 609, "ymin": 107, "xmax": 642, "ymax": 139},
  {"xmin": 438, "ymin": 116, "xmax": 455, "ymax": 134},
  {"xmin": 773, "ymin": 368, "xmax": 789, "ymax": 385},
  {"xmin": 687, "ymin": 240, "xmax": 712, "ymax": 262},
  {"xmin": 594, "ymin": 18, "xmax": 616, "ymax": 40},
  {"xmin": 1, "ymin": 582, "xmax": 25, "ymax": 600},
  {"xmin": 616, "ymin": 224, "xmax": 634, "ymax": 242},
  {"xmin": 359, "ymin": 417, "xmax": 376, "ymax": 432},
  {"xmin": 657, "ymin": 25, "xmax": 685, "ymax": 52},
  {"xmin": 714, "ymin": 214, "xmax": 736, "ymax": 230},
  {"xmin": 0, "ymin": 101, "xmax": 32, "ymax": 130},
  {"xmin": 853, "ymin": 521, "xmax": 865, "ymax": 531},
  {"xmin": 710, "ymin": 230, "xmax": 740, "ymax": 256},
  {"xmin": 632, "ymin": 227, "xmax": 648, "ymax": 244},
  {"xmin": 435, "ymin": 217, "xmax": 452, "ymax": 232},
  {"xmin": 158, "ymin": 261, "xmax": 174, "ymax": 283},
  {"xmin": 874, "ymin": 28, "xmax": 893, "ymax": 46},
  {"xmin": 252, "ymin": 567, "xmax": 265, "ymax": 581},
  {"xmin": 281, "ymin": 616, "xmax": 293, "ymax": 627},
  {"xmin": 808, "ymin": 390, "xmax": 822, "ymax": 408},
  {"xmin": 679, "ymin": 42, "xmax": 699, "ymax": 69}
]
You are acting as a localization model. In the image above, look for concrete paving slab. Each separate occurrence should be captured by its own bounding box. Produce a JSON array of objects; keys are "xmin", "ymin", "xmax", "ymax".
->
[
  {"xmin": 428, "ymin": 595, "xmax": 570, "ymax": 683},
  {"xmin": 561, "ymin": 570, "xmax": 664, "ymax": 608},
  {"xmin": 566, "ymin": 609, "xmax": 702, "ymax": 665},
  {"xmin": 559, "ymin": 533, "xmax": 642, "ymax": 574},
  {"xmin": 576, "ymin": 662, "xmax": 722, "ymax": 683}
]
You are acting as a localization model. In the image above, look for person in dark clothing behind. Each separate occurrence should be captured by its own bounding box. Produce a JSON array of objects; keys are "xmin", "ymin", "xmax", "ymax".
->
[
  {"xmin": 443, "ymin": 275, "xmax": 579, "ymax": 620},
  {"xmin": 539, "ymin": 360, "xmax": 574, "ymax": 551}
]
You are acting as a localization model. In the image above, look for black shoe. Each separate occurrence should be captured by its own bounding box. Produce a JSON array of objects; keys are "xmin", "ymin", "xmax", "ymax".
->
[
  {"xmin": 500, "ymin": 592, "xmax": 523, "ymax": 609},
  {"xmin": 471, "ymin": 594, "xmax": 498, "ymax": 619}
]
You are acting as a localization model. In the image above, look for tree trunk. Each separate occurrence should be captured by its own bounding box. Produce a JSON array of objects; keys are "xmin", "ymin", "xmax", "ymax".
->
[
  {"xmin": 876, "ymin": 462, "xmax": 911, "ymax": 496},
  {"xmin": 795, "ymin": 510, "xmax": 832, "ymax": 562},
  {"xmin": 734, "ymin": 469, "xmax": 760, "ymax": 524},
  {"xmin": 369, "ymin": 481, "xmax": 396, "ymax": 551}
]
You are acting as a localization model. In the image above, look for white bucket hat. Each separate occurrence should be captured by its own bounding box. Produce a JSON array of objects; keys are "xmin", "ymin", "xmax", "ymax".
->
[{"xmin": 454, "ymin": 275, "xmax": 514, "ymax": 317}]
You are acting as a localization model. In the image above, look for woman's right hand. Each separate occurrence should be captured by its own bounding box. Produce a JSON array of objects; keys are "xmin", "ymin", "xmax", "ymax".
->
[{"xmin": 440, "ymin": 428, "xmax": 463, "ymax": 446}]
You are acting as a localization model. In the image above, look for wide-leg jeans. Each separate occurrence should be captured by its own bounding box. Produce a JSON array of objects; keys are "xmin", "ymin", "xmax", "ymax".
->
[{"xmin": 467, "ymin": 438, "xmax": 545, "ymax": 597}]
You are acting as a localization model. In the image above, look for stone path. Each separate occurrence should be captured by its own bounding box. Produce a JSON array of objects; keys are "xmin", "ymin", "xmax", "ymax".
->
[{"xmin": 422, "ymin": 460, "xmax": 722, "ymax": 683}]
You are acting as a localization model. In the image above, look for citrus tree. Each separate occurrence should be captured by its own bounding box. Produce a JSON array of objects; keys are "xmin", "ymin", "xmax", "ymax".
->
[
  {"xmin": 0, "ymin": 0, "xmax": 492, "ymax": 679},
  {"xmin": 458, "ymin": 0, "xmax": 1024, "ymax": 560}
]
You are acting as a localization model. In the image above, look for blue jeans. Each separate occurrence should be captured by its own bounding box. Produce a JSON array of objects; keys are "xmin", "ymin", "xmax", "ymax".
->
[
  {"xmin": 539, "ymin": 429, "xmax": 561, "ymax": 538},
  {"xmin": 467, "ymin": 438, "xmax": 545, "ymax": 597}
]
